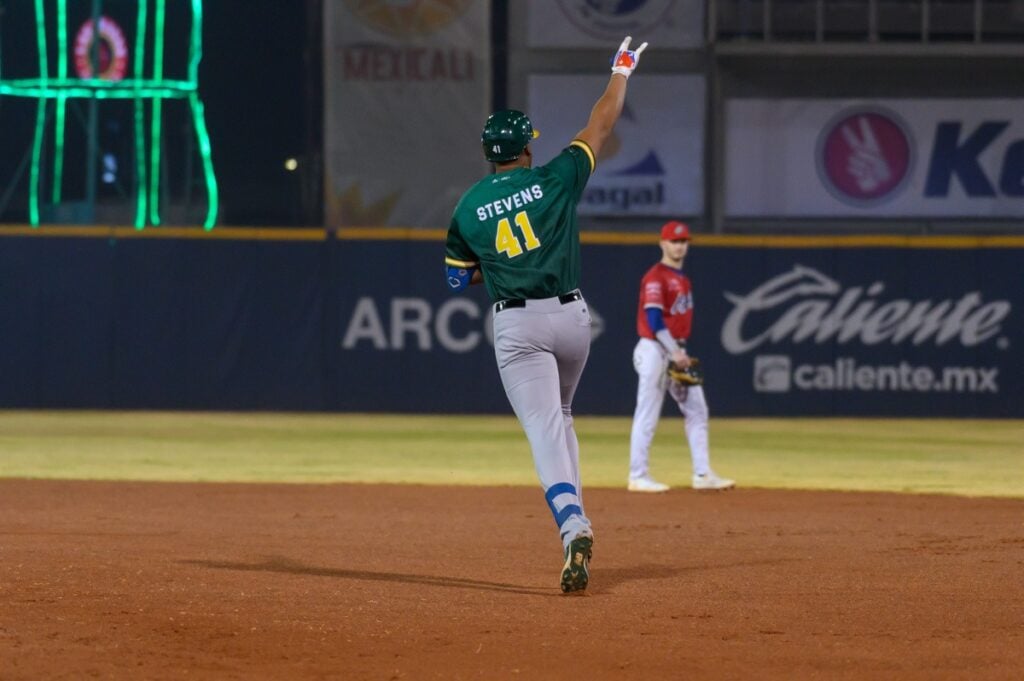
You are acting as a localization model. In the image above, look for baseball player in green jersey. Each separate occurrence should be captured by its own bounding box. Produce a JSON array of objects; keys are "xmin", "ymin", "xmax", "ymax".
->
[{"xmin": 445, "ymin": 37, "xmax": 648, "ymax": 594}]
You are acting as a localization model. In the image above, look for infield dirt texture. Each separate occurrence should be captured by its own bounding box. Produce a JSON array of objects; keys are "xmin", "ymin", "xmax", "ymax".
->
[{"xmin": 2, "ymin": 478, "xmax": 1022, "ymax": 680}]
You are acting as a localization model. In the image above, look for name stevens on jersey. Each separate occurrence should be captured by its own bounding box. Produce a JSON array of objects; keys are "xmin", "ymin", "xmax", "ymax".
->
[{"xmin": 476, "ymin": 185, "xmax": 544, "ymax": 221}]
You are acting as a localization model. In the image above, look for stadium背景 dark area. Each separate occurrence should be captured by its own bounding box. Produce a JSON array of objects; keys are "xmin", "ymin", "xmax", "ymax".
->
[{"xmin": 199, "ymin": 0, "xmax": 321, "ymax": 226}]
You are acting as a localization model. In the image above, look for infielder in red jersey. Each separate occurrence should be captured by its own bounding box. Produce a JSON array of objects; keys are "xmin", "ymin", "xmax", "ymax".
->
[{"xmin": 627, "ymin": 221, "xmax": 735, "ymax": 493}]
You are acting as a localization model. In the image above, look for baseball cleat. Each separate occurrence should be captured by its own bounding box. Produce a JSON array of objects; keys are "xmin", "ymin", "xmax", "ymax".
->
[
  {"xmin": 627, "ymin": 477, "xmax": 670, "ymax": 493},
  {"xmin": 692, "ymin": 471, "xmax": 735, "ymax": 491},
  {"xmin": 560, "ymin": 535, "xmax": 593, "ymax": 594}
]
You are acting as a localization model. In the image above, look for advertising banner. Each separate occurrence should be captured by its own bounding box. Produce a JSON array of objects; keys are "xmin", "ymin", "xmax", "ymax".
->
[
  {"xmin": 323, "ymin": 0, "xmax": 490, "ymax": 228},
  {"xmin": 525, "ymin": 0, "xmax": 704, "ymax": 49},
  {"xmin": 527, "ymin": 75, "xmax": 705, "ymax": 217},
  {"xmin": 335, "ymin": 239, "xmax": 1023, "ymax": 417},
  {"xmin": 2, "ymin": 234, "xmax": 1020, "ymax": 417},
  {"xmin": 726, "ymin": 99, "xmax": 1024, "ymax": 218},
  {"xmin": 696, "ymin": 250, "xmax": 1020, "ymax": 416}
]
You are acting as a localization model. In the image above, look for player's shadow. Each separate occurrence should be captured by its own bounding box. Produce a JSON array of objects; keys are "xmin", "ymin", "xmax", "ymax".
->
[
  {"xmin": 595, "ymin": 558, "xmax": 799, "ymax": 591},
  {"xmin": 181, "ymin": 556, "xmax": 552, "ymax": 597},
  {"xmin": 181, "ymin": 556, "xmax": 796, "ymax": 597}
]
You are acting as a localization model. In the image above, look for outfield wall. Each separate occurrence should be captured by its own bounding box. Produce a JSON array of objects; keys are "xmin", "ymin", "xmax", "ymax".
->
[{"xmin": 1, "ymin": 228, "xmax": 1020, "ymax": 417}]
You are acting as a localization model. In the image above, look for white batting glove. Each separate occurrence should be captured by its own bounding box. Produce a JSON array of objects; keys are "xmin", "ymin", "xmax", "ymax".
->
[{"xmin": 611, "ymin": 36, "xmax": 648, "ymax": 78}]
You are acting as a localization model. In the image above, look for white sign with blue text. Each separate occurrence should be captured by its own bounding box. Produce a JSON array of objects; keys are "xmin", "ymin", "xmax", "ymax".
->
[{"xmin": 528, "ymin": 74, "xmax": 706, "ymax": 218}]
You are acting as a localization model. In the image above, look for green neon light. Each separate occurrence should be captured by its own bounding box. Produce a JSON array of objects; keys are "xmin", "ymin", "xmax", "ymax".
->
[
  {"xmin": 29, "ymin": 0, "xmax": 48, "ymax": 227},
  {"xmin": 190, "ymin": 0, "xmax": 218, "ymax": 229},
  {"xmin": 53, "ymin": 96, "xmax": 67, "ymax": 204},
  {"xmin": 133, "ymin": 0, "xmax": 149, "ymax": 229},
  {"xmin": 57, "ymin": 0, "xmax": 67, "ymax": 79},
  {"xmin": 1, "ymin": 0, "xmax": 218, "ymax": 229},
  {"xmin": 1, "ymin": 80, "xmax": 197, "ymax": 98},
  {"xmin": 30, "ymin": 100, "xmax": 46, "ymax": 226},
  {"xmin": 188, "ymin": 0, "xmax": 202, "ymax": 83},
  {"xmin": 28, "ymin": 0, "xmax": 47, "ymax": 228},
  {"xmin": 150, "ymin": 0, "xmax": 166, "ymax": 226},
  {"xmin": 33, "ymin": 0, "xmax": 48, "ymax": 81},
  {"xmin": 52, "ymin": 0, "xmax": 68, "ymax": 204},
  {"xmin": 190, "ymin": 94, "xmax": 218, "ymax": 230}
]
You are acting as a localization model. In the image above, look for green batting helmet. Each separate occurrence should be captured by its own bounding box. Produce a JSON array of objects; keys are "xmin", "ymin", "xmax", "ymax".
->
[{"xmin": 481, "ymin": 110, "xmax": 539, "ymax": 163}]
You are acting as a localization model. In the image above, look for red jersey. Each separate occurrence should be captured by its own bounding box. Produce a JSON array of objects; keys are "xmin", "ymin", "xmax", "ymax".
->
[{"xmin": 636, "ymin": 263, "xmax": 693, "ymax": 341}]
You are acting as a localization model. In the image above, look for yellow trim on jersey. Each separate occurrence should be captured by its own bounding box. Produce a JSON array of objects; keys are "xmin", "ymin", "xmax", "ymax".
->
[
  {"xmin": 570, "ymin": 139, "xmax": 595, "ymax": 174},
  {"xmin": 445, "ymin": 256, "xmax": 478, "ymax": 268}
]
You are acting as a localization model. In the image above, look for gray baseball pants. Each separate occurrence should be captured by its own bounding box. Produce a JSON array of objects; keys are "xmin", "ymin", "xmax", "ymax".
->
[{"xmin": 492, "ymin": 292, "xmax": 593, "ymax": 552}]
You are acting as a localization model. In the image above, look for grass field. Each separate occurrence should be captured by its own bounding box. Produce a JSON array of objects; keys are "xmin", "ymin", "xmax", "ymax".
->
[{"xmin": 1, "ymin": 411, "xmax": 1021, "ymax": 497}]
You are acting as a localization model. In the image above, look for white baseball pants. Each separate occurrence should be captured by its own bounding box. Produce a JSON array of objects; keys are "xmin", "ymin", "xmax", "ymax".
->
[{"xmin": 629, "ymin": 337, "xmax": 711, "ymax": 481}]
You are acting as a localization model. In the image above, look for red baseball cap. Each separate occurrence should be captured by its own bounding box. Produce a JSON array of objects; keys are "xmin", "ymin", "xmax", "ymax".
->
[{"xmin": 660, "ymin": 221, "xmax": 690, "ymax": 241}]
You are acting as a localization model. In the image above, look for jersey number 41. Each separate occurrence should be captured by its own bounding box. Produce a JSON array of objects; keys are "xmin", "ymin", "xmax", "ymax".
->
[{"xmin": 496, "ymin": 211, "xmax": 541, "ymax": 258}]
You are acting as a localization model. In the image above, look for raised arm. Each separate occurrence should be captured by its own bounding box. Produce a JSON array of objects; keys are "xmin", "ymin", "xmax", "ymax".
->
[{"xmin": 574, "ymin": 37, "xmax": 648, "ymax": 161}]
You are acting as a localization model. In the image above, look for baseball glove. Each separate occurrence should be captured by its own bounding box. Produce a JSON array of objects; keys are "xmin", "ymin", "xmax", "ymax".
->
[{"xmin": 667, "ymin": 358, "xmax": 703, "ymax": 386}]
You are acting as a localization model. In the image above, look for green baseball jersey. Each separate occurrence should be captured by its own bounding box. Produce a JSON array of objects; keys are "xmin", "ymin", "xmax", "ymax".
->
[{"xmin": 445, "ymin": 140, "xmax": 595, "ymax": 302}]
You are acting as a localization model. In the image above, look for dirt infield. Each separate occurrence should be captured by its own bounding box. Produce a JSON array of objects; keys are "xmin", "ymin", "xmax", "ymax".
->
[{"xmin": 1, "ymin": 480, "xmax": 1021, "ymax": 680}]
